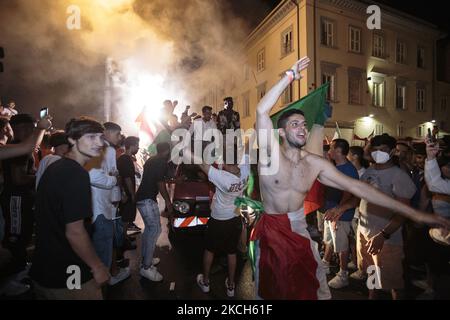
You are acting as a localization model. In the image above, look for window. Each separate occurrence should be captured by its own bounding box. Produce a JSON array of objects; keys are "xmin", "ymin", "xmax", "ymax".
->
[
  {"xmin": 396, "ymin": 40, "xmax": 407, "ymax": 64},
  {"xmin": 396, "ymin": 85, "xmax": 406, "ymax": 110},
  {"xmin": 281, "ymin": 26, "xmax": 293, "ymax": 57},
  {"xmin": 242, "ymin": 92, "xmax": 250, "ymax": 118},
  {"xmin": 372, "ymin": 32, "xmax": 385, "ymax": 58},
  {"xmin": 257, "ymin": 48, "xmax": 265, "ymax": 72},
  {"xmin": 442, "ymin": 96, "xmax": 448, "ymax": 112},
  {"xmin": 322, "ymin": 73, "xmax": 336, "ymax": 101},
  {"xmin": 348, "ymin": 74, "xmax": 361, "ymax": 104},
  {"xmin": 416, "ymin": 88, "xmax": 425, "ymax": 112},
  {"xmin": 375, "ymin": 124, "xmax": 384, "ymax": 135},
  {"xmin": 397, "ymin": 123, "xmax": 404, "ymax": 137},
  {"xmin": 373, "ymin": 81, "xmax": 385, "ymax": 107},
  {"xmin": 417, "ymin": 125, "xmax": 425, "ymax": 138},
  {"xmin": 321, "ymin": 18, "xmax": 335, "ymax": 47},
  {"xmin": 282, "ymin": 82, "xmax": 293, "ymax": 105},
  {"xmin": 257, "ymin": 82, "xmax": 266, "ymax": 102},
  {"xmin": 417, "ymin": 47, "xmax": 425, "ymax": 68},
  {"xmin": 349, "ymin": 26, "xmax": 361, "ymax": 53}
]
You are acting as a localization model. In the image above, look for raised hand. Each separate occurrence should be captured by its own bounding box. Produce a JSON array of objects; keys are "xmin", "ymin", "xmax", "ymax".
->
[
  {"xmin": 291, "ymin": 56, "xmax": 311, "ymax": 80},
  {"xmin": 36, "ymin": 115, "xmax": 53, "ymax": 130},
  {"xmin": 425, "ymin": 137, "xmax": 440, "ymax": 160}
]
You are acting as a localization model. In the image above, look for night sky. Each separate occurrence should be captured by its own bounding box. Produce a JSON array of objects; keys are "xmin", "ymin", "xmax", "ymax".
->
[
  {"xmin": 0, "ymin": 0, "xmax": 448, "ymax": 128},
  {"xmin": 232, "ymin": 0, "xmax": 450, "ymax": 33}
]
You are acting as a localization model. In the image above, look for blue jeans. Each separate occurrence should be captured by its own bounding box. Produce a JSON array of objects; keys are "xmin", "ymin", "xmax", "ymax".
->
[
  {"xmin": 137, "ymin": 199, "xmax": 161, "ymax": 268},
  {"xmin": 92, "ymin": 214, "xmax": 114, "ymax": 269},
  {"xmin": 113, "ymin": 217, "xmax": 124, "ymax": 249}
]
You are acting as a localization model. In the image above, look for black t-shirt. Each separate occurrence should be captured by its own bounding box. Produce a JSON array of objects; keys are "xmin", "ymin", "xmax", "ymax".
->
[
  {"xmin": 136, "ymin": 156, "xmax": 168, "ymax": 202},
  {"xmin": 30, "ymin": 158, "xmax": 93, "ymax": 288},
  {"xmin": 117, "ymin": 154, "xmax": 136, "ymax": 196}
]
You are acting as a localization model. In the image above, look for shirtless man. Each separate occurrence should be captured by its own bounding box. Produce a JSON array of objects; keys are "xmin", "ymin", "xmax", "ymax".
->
[{"xmin": 254, "ymin": 56, "xmax": 450, "ymax": 300}]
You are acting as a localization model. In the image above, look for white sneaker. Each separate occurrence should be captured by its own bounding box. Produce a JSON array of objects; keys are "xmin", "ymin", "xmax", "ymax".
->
[
  {"xmin": 350, "ymin": 269, "xmax": 366, "ymax": 281},
  {"xmin": 328, "ymin": 270, "xmax": 349, "ymax": 289},
  {"xmin": 0, "ymin": 279, "xmax": 30, "ymax": 296},
  {"xmin": 140, "ymin": 266, "xmax": 163, "ymax": 282},
  {"xmin": 322, "ymin": 260, "xmax": 331, "ymax": 275},
  {"xmin": 196, "ymin": 274, "xmax": 210, "ymax": 293},
  {"xmin": 225, "ymin": 278, "xmax": 235, "ymax": 298},
  {"xmin": 347, "ymin": 261, "xmax": 357, "ymax": 270},
  {"xmin": 109, "ymin": 267, "xmax": 131, "ymax": 286},
  {"xmin": 152, "ymin": 257, "xmax": 160, "ymax": 266}
]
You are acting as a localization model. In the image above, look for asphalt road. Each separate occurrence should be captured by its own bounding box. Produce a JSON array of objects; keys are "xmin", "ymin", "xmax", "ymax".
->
[
  {"xmin": 1, "ymin": 199, "xmax": 428, "ymax": 300},
  {"xmin": 106, "ymin": 202, "xmax": 370, "ymax": 300}
]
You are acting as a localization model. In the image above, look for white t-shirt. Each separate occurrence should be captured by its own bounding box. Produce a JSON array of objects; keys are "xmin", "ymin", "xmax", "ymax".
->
[
  {"xmin": 353, "ymin": 167, "xmax": 367, "ymax": 220},
  {"xmin": 207, "ymin": 156, "xmax": 250, "ymax": 220},
  {"xmin": 102, "ymin": 143, "xmax": 121, "ymax": 204},
  {"xmin": 189, "ymin": 118, "xmax": 217, "ymax": 141},
  {"xmin": 36, "ymin": 155, "xmax": 61, "ymax": 189},
  {"xmin": 0, "ymin": 107, "xmax": 18, "ymax": 117},
  {"xmin": 359, "ymin": 166, "xmax": 416, "ymax": 245}
]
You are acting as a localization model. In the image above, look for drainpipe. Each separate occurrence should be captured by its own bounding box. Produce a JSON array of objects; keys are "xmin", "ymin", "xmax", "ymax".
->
[
  {"xmin": 313, "ymin": 0, "xmax": 317, "ymax": 90},
  {"xmin": 291, "ymin": 0, "xmax": 301, "ymax": 99}
]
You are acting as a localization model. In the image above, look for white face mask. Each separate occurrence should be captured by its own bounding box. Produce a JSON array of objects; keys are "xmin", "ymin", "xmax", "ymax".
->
[{"xmin": 371, "ymin": 150, "xmax": 391, "ymax": 164}]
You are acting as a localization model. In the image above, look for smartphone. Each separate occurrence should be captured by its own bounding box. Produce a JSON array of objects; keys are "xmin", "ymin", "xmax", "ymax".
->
[
  {"xmin": 40, "ymin": 107, "xmax": 48, "ymax": 119},
  {"xmin": 427, "ymin": 128, "xmax": 437, "ymax": 143}
]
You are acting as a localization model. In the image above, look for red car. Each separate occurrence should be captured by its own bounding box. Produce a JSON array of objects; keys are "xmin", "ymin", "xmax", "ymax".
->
[{"xmin": 168, "ymin": 164, "xmax": 215, "ymax": 237}]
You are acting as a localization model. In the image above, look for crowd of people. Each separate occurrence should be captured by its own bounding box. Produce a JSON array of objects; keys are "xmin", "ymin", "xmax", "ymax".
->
[
  {"xmin": 0, "ymin": 57, "xmax": 449, "ymax": 300},
  {"xmin": 0, "ymin": 94, "xmax": 245, "ymax": 299}
]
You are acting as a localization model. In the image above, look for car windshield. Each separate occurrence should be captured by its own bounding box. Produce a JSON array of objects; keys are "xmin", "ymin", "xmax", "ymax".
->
[{"xmin": 178, "ymin": 164, "xmax": 208, "ymax": 182}]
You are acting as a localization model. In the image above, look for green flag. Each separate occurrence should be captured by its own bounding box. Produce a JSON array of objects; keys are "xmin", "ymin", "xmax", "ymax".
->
[
  {"xmin": 147, "ymin": 129, "xmax": 171, "ymax": 156},
  {"xmin": 270, "ymin": 83, "xmax": 329, "ymax": 130}
]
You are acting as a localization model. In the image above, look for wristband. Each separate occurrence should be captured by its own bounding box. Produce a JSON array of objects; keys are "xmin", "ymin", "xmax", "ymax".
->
[{"xmin": 286, "ymin": 69, "xmax": 295, "ymax": 82}]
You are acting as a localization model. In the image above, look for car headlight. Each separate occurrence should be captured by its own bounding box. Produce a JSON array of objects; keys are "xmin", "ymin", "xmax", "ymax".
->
[{"xmin": 173, "ymin": 201, "xmax": 190, "ymax": 214}]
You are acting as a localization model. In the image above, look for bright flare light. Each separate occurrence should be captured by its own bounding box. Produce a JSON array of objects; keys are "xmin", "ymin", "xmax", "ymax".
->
[
  {"xmin": 97, "ymin": 0, "xmax": 133, "ymax": 10},
  {"xmin": 126, "ymin": 73, "xmax": 166, "ymax": 122}
]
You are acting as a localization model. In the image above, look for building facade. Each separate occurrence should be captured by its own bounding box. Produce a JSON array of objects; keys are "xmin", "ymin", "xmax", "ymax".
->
[{"xmin": 201, "ymin": 0, "xmax": 449, "ymax": 142}]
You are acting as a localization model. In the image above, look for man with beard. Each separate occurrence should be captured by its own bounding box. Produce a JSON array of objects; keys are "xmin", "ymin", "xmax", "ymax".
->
[{"xmin": 253, "ymin": 56, "xmax": 450, "ymax": 300}]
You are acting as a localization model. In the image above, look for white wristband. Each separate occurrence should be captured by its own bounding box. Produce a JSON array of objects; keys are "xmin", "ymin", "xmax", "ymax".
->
[{"xmin": 286, "ymin": 69, "xmax": 295, "ymax": 82}]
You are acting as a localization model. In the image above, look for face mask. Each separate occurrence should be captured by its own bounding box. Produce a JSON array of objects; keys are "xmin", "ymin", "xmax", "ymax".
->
[{"xmin": 371, "ymin": 150, "xmax": 391, "ymax": 164}]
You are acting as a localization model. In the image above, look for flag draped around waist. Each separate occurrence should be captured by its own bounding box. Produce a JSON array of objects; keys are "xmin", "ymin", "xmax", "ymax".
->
[{"xmin": 250, "ymin": 213, "xmax": 320, "ymax": 300}]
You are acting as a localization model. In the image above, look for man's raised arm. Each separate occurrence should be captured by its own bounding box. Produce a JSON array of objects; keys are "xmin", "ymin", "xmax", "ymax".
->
[
  {"xmin": 316, "ymin": 156, "xmax": 450, "ymax": 229},
  {"xmin": 256, "ymin": 57, "xmax": 310, "ymax": 153}
]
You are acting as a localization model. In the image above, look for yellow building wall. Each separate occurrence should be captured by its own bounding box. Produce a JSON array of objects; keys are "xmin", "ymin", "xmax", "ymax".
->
[{"xmin": 210, "ymin": 0, "xmax": 442, "ymax": 142}]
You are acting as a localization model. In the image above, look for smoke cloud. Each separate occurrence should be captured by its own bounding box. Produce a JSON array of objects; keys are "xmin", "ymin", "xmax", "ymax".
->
[{"xmin": 0, "ymin": 0, "xmax": 267, "ymax": 132}]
